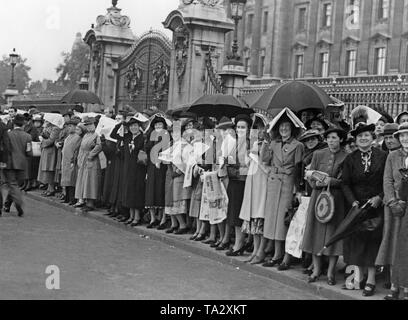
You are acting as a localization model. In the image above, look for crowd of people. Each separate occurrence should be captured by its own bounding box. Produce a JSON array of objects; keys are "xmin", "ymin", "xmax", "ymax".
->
[{"xmin": 1, "ymin": 103, "xmax": 408, "ymax": 300}]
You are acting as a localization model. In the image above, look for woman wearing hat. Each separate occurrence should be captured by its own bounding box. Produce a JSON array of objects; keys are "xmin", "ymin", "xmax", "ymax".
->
[
  {"xmin": 224, "ymin": 114, "xmax": 253, "ymax": 257},
  {"xmin": 256, "ymin": 113, "xmax": 304, "ymax": 270},
  {"xmin": 37, "ymin": 120, "xmax": 61, "ymax": 196},
  {"xmin": 60, "ymin": 119, "xmax": 83, "ymax": 205},
  {"xmin": 341, "ymin": 122, "xmax": 388, "ymax": 297},
  {"xmin": 301, "ymin": 127, "xmax": 348, "ymax": 285},
  {"xmin": 305, "ymin": 117, "xmax": 329, "ymax": 136},
  {"xmin": 22, "ymin": 113, "xmax": 40, "ymax": 192},
  {"xmin": 144, "ymin": 115, "xmax": 170, "ymax": 228},
  {"xmin": 383, "ymin": 123, "xmax": 408, "ymax": 300},
  {"xmin": 396, "ymin": 111, "xmax": 408, "ymax": 125},
  {"xmin": 74, "ymin": 117, "xmax": 103, "ymax": 212},
  {"xmin": 111, "ymin": 117, "xmax": 146, "ymax": 226}
]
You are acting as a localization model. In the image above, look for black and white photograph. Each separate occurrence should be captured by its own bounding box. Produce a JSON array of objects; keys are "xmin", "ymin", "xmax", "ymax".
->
[{"xmin": 1, "ymin": 0, "xmax": 408, "ymax": 305}]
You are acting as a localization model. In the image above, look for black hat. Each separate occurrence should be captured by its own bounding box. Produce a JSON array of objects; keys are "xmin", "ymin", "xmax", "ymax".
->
[
  {"xmin": 306, "ymin": 117, "xmax": 329, "ymax": 131},
  {"xmin": 202, "ymin": 117, "xmax": 215, "ymax": 130},
  {"xmin": 73, "ymin": 105, "xmax": 84, "ymax": 113},
  {"xmin": 63, "ymin": 110, "xmax": 74, "ymax": 117},
  {"xmin": 150, "ymin": 115, "xmax": 167, "ymax": 129},
  {"xmin": 299, "ymin": 129, "xmax": 322, "ymax": 142},
  {"xmin": 350, "ymin": 122, "xmax": 376, "ymax": 137},
  {"xmin": 125, "ymin": 117, "xmax": 143, "ymax": 127},
  {"xmin": 82, "ymin": 116, "xmax": 95, "ymax": 126},
  {"xmin": 216, "ymin": 116, "xmax": 234, "ymax": 130},
  {"xmin": 396, "ymin": 111, "xmax": 408, "ymax": 125},
  {"xmin": 66, "ymin": 118, "xmax": 80, "ymax": 126},
  {"xmin": 235, "ymin": 114, "xmax": 253, "ymax": 128},
  {"xmin": 13, "ymin": 114, "xmax": 25, "ymax": 127},
  {"xmin": 324, "ymin": 126, "xmax": 347, "ymax": 141}
]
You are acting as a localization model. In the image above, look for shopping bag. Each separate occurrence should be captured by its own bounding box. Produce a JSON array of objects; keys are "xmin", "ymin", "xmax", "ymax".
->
[{"xmin": 285, "ymin": 196, "xmax": 310, "ymax": 258}]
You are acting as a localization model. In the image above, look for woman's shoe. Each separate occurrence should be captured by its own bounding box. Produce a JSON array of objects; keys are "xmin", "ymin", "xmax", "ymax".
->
[
  {"xmin": 44, "ymin": 191, "xmax": 56, "ymax": 197},
  {"xmin": 262, "ymin": 257, "xmax": 283, "ymax": 268},
  {"xmin": 124, "ymin": 220, "xmax": 134, "ymax": 225},
  {"xmin": 166, "ymin": 227, "xmax": 177, "ymax": 234},
  {"xmin": 210, "ymin": 241, "xmax": 222, "ymax": 248},
  {"xmin": 225, "ymin": 246, "xmax": 246, "ymax": 257},
  {"xmin": 327, "ymin": 277, "xmax": 337, "ymax": 286},
  {"xmin": 189, "ymin": 234, "xmax": 199, "ymax": 240},
  {"xmin": 203, "ymin": 239, "xmax": 216, "ymax": 245},
  {"xmin": 73, "ymin": 202, "xmax": 85, "ymax": 208},
  {"xmin": 303, "ymin": 269, "xmax": 313, "ymax": 276},
  {"xmin": 249, "ymin": 256, "xmax": 265, "ymax": 265},
  {"xmin": 174, "ymin": 228, "xmax": 189, "ymax": 235},
  {"xmin": 215, "ymin": 242, "xmax": 230, "ymax": 251},
  {"xmin": 157, "ymin": 224, "xmax": 167, "ymax": 230},
  {"xmin": 146, "ymin": 221, "xmax": 157, "ymax": 229},
  {"xmin": 81, "ymin": 206, "xmax": 95, "ymax": 213},
  {"xmin": 194, "ymin": 234, "xmax": 206, "ymax": 242},
  {"xmin": 131, "ymin": 221, "xmax": 142, "ymax": 227},
  {"xmin": 277, "ymin": 262, "xmax": 291, "ymax": 271},
  {"xmin": 307, "ymin": 275, "xmax": 320, "ymax": 283},
  {"xmin": 362, "ymin": 284, "xmax": 376, "ymax": 297},
  {"xmin": 384, "ymin": 290, "xmax": 400, "ymax": 300}
]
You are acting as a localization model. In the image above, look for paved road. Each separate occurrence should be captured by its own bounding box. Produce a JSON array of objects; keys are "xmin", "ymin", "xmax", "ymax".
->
[{"xmin": 0, "ymin": 197, "xmax": 322, "ymax": 300}]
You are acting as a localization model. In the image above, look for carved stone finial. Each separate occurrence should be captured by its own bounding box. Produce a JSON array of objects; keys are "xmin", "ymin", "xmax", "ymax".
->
[{"xmin": 112, "ymin": 0, "xmax": 118, "ymax": 7}]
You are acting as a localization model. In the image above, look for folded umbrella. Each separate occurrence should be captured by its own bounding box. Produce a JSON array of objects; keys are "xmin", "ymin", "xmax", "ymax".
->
[{"xmin": 318, "ymin": 201, "xmax": 372, "ymax": 255}]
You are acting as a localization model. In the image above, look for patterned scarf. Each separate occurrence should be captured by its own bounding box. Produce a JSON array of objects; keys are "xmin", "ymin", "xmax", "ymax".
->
[{"xmin": 361, "ymin": 149, "xmax": 372, "ymax": 174}]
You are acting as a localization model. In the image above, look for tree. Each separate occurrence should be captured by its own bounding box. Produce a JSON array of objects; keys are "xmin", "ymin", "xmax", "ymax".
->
[
  {"xmin": 56, "ymin": 38, "xmax": 90, "ymax": 90},
  {"xmin": 0, "ymin": 55, "xmax": 31, "ymax": 95}
]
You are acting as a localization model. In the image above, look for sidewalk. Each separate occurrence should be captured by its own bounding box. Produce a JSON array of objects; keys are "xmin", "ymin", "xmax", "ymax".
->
[{"xmin": 25, "ymin": 191, "xmax": 387, "ymax": 300}]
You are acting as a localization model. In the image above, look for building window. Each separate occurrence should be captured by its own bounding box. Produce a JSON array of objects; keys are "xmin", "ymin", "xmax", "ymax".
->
[
  {"xmin": 346, "ymin": 50, "xmax": 357, "ymax": 76},
  {"xmin": 319, "ymin": 52, "xmax": 330, "ymax": 77},
  {"xmin": 347, "ymin": 0, "xmax": 360, "ymax": 26},
  {"xmin": 295, "ymin": 54, "xmax": 304, "ymax": 78},
  {"xmin": 374, "ymin": 47, "xmax": 386, "ymax": 75},
  {"xmin": 245, "ymin": 57, "xmax": 251, "ymax": 73},
  {"xmin": 322, "ymin": 3, "xmax": 332, "ymax": 28},
  {"xmin": 263, "ymin": 11, "xmax": 268, "ymax": 33},
  {"xmin": 297, "ymin": 7, "xmax": 307, "ymax": 32},
  {"xmin": 247, "ymin": 14, "xmax": 254, "ymax": 34},
  {"xmin": 378, "ymin": 0, "xmax": 390, "ymax": 20},
  {"xmin": 260, "ymin": 55, "xmax": 265, "ymax": 77}
]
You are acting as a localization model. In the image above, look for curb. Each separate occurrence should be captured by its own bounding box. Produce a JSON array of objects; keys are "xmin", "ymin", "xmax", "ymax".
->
[{"xmin": 26, "ymin": 192, "xmax": 383, "ymax": 300}]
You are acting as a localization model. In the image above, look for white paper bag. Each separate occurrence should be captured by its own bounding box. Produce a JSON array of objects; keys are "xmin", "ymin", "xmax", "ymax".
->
[
  {"xmin": 32, "ymin": 141, "xmax": 41, "ymax": 157},
  {"xmin": 285, "ymin": 196, "xmax": 310, "ymax": 258}
]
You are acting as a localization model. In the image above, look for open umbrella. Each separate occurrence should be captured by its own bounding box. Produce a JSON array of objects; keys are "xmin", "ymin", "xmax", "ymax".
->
[
  {"xmin": 166, "ymin": 104, "xmax": 191, "ymax": 118},
  {"xmin": 61, "ymin": 90, "xmax": 103, "ymax": 105},
  {"xmin": 319, "ymin": 202, "xmax": 373, "ymax": 255},
  {"xmin": 252, "ymin": 80, "xmax": 331, "ymax": 115},
  {"xmin": 188, "ymin": 94, "xmax": 254, "ymax": 119}
]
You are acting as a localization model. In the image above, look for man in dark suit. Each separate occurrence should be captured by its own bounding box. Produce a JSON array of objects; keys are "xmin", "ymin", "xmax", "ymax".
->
[
  {"xmin": 1, "ymin": 114, "xmax": 32, "ymax": 217},
  {"xmin": 0, "ymin": 120, "xmax": 11, "ymax": 217}
]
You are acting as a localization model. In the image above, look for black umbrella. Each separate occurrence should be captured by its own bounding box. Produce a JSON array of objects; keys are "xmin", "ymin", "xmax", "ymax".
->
[
  {"xmin": 252, "ymin": 80, "xmax": 331, "ymax": 115},
  {"xmin": 188, "ymin": 94, "xmax": 254, "ymax": 119},
  {"xmin": 166, "ymin": 104, "xmax": 191, "ymax": 118},
  {"xmin": 61, "ymin": 89, "xmax": 103, "ymax": 105},
  {"xmin": 319, "ymin": 201, "xmax": 373, "ymax": 255}
]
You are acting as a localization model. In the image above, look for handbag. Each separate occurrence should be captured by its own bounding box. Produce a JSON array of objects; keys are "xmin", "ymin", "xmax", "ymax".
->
[
  {"xmin": 137, "ymin": 150, "xmax": 148, "ymax": 165},
  {"xmin": 315, "ymin": 182, "xmax": 335, "ymax": 224},
  {"xmin": 32, "ymin": 141, "xmax": 41, "ymax": 157}
]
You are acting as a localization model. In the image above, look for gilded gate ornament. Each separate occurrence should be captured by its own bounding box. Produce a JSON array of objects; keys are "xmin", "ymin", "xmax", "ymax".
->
[
  {"xmin": 174, "ymin": 25, "xmax": 189, "ymax": 90},
  {"xmin": 126, "ymin": 63, "xmax": 143, "ymax": 101},
  {"xmin": 152, "ymin": 60, "xmax": 170, "ymax": 101}
]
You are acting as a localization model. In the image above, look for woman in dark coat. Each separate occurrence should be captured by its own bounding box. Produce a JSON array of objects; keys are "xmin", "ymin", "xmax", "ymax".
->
[
  {"xmin": 112, "ymin": 118, "xmax": 146, "ymax": 226},
  {"xmin": 342, "ymin": 123, "xmax": 388, "ymax": 297},
  {"xmin": 301, "ymin": 127, "xmax": 348, "ymax": 286},
  {"xmin": 144, "ymin": 116, "xmax": 170, "ymax": 228}
]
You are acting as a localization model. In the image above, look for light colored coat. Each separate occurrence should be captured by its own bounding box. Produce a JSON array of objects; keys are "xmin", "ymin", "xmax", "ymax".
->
[
  {"xmin": 38, "ymin": 126, "xmax": 60, "ymax": 171},
  {"xmin": 262, "ymin": 138, "xmax": 304, "ymax": 241},
  {"xmin": 75, "ymin": 132, "xmax": 102, "ymax": 200},
  {"xmin": 61, "ymin": 133, "xmax": 82, "ymax": 187},
  {"xmin": 376, "ymin": 149, "xmax": 407, "ymax": 266}
]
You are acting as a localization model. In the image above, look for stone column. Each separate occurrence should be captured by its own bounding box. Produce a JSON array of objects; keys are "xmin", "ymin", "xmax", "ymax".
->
[
  {"xmin": 249, "ymin": 0, "xmax": 263, "ymax": 78},
  {"xmin": 163, "ymin": 0, "xmax": 234, "ymax": 109}
]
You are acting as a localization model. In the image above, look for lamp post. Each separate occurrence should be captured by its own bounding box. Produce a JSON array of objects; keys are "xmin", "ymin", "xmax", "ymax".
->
[
  {"xmin": 227, "ymin": 0, "xmax": 247, "ymax": 63},
  {"xmin": 8, "ymin": 48, "xmax": 19, "ymax": 89}
]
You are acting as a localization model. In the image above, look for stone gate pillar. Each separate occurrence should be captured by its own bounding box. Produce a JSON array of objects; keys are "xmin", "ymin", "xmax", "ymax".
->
[
  {"xmin": 84, "ymin": 1, "xmax": 135, "ymax": 110},
  {"xmin": 163, "ymin": 0, "xmax": 234, "ymax": 109}
]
